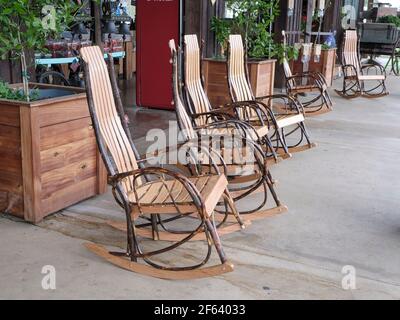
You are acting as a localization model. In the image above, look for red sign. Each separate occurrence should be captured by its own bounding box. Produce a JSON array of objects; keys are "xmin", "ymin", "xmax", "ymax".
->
[{"xmin": 136, "ymin": 0, "xmax": 181, "ymax": 110}]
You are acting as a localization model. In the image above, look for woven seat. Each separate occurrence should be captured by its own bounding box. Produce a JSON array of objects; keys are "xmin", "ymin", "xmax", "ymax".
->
[
  {"xmin": 358, "ymin": 74, "xmax": 386, "ymax": 81},
  {"xmin": 128, "ymin": 175, "xmax": 227, "ymax": 216},
  {"xmin": 198, "ymin": 125, "xmax": 269, "ymax": 141}
]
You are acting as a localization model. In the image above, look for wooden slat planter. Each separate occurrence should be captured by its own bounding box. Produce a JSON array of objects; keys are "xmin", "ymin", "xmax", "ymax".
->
[
  {"xmin": 289, "ymin": 48, "xmax": 337, "ymax": 87},
  {"xmin": 0, "ymin": 83, "xmax": 107, "ymax": 223},
  {"xmin": 203, "ymin": 58, "xmax": 276, "ymax": 107}
]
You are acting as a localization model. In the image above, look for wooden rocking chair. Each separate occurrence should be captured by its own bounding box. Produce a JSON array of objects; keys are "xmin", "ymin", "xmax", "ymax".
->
[
  {"xmin": 80, "ymin": 46, "xmax": 241, "ymax": 279},
  {"xmin": 335, "ymin": 30, "xmax": 389, "ymax": 99},
  {"xmin": 282, "ymin": 32, "xmax": 333, "ymax": 116},
  {"xmin": 169, "ymin": 39, "xmax": 288, "ymax": 221},
  {"xmin": 227, "ymin": 34, "xmax": 316, "ymax": 157},
  {"xmin": 183, "ymin": 34, "xmax": 280, "ymax": 164}
]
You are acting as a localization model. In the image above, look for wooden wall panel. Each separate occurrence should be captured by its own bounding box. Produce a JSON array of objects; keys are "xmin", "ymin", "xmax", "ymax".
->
[
  {"xmin": 0, "ymin": 84, "xmax": 107, "ymax": 223},
  {"xmin": 40, "ymin": 118, "xmax": 94, "ymax": 151},
  {"xmin": 40, "ymin": 139, "xmax": 97, "ymax": 174},
  {"xmin": 41, "ymin": 157, "xmax": 97, "ymax": 200},
  {"xmin": 37, "ymin": 96, "xmax": 89, "ymax": 128},
  {"xmin": 0, "ymin": 124, "xmax": 23, "ymax": 216}
]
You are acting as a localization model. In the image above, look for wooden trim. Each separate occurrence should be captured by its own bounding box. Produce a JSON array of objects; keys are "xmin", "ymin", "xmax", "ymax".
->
[{"xmin": 20, "ymin": 107, "xmax": 41, "ymax": 223}]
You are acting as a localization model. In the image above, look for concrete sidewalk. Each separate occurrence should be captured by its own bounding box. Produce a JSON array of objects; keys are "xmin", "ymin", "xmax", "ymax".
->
[{"xmin": 1, "ymin": 76, "xmax": 399, "ymax": 300}]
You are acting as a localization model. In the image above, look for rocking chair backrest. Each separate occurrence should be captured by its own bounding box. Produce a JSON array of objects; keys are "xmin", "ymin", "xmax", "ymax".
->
[
  {"xmin": 184, "ymin": 35, "xmax": 213, "ymax": 126},
  {"xmin": 282, "ymin": 57, "xmax": 297, "ymax": 89},
  {"xmin": 228, "ymin": 35, "xmax": 255, "ymax": 103},
  {"xmin": 80, "ymin": 46, "xmax": 140, "ymax": 194},
  {"xmin": 342, "ymin": 30, "xmax": 361, "ymax": 76},
  {"xmin": 282, "ymin": 57, "xmax": 293, "ymax": 78},
  {"xmin": 169, "ymin": 40, "xmax": 197, "ymax": 141}
]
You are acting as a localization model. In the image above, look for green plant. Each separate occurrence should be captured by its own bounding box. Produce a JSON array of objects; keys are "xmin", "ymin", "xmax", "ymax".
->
[
  {"xmin": 212, "ymin": 0, "xmax": 296, "ymax": 62},
  {"xmin": 0, "ymin": 81, "xmax": 39, "ymax": 101},
  {"xmin": 378, "ymin": 15, "xmax": 400, "ymax": 28},
  {"xmin": 0, "ymin": 0, "xmax": 86, "ymax": 101},
  {"xmin": 210, "ymin": 17, "xmax": 231, "ymax": 57}
]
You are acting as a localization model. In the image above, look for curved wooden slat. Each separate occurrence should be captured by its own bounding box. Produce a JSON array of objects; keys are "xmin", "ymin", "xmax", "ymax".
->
[
  {"xmin": 85, "ymin": 243, "xmax": 234, "ymax": 280},
  {"xmin": 169, "ymin": 40, "xmax": 198, "ymax": 141},
  {"xmin": 184, "ymin": 35, "xmax": 214, "ymax": 126},
  {"xmin": 81, "ymin": 46, "xmax": 140, "ymax": 194},
  {"xmin": 107, "ymin": 220, "xmax": 250, "ymax": 241}
]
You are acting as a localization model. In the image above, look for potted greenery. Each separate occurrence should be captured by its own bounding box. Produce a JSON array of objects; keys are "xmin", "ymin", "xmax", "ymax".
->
[
  {"xmin": 205, "ymin": 0, "xmax": 297, "ymax": 106},
  {"xmin": 0, "ymin": 1, "xmax": 107, "ymax": 223},
  {"xmin": 0, "ymin": 0, "xmax": 81, "ymax": 101}
]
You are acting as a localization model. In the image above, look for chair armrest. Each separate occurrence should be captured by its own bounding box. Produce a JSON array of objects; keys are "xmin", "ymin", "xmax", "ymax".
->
[
  {"xmin": 342, "ymin": 64, "xmax": 359, "ymax": 78},
  {"xmin": 285, "ymin": 73, "xmax": 325, "ymax": 90},
  {"xmin": 110, "ymin": 167, "xmax": 208, "ymax": 211},
  {"xmin": 195, "ymin": 119, "xmax": 263, "ymax": 141},
  {"xmin": 219, "ymin": 100, "xmax": 277, "ymax": 128},
  {"xmin": 256, "ymin": 94, "xmax": 304, "ymax": 116},
  {"xmin": 191, "ymin": 109, "xmax": 236, "ymax": 124},
  {"xmin": 141, "ymin": 139, "xmax": 228, "ymax": 176}
]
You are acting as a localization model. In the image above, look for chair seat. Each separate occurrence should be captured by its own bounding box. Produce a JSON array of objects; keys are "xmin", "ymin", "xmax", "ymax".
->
[
  {"xmin": 275, "ymin": 114, "xmax": 305, "ymax": 129},
  {"xmin": 199, "ymin": 125, "xmax": 268, "ymax": 141},
  {"xmin": 358, "ymin": 74, "xmax": 385, "ymax": 81},
  {"xmin": 128, "ymin": 174, "xmax": 228, "ymax": 216}
]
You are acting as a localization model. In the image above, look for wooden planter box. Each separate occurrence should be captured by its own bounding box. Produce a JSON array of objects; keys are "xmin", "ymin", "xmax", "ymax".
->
[
  {"xmin": 0, "ymin": 83, "xmax": 107, "ymax": 223},
  {"xmin": 202, "ymin": 58, "xmax": 276, "ymax": 107},
  {"xmin": 289, "ymin": 48, "xmax": 337, "ymax": 87}
]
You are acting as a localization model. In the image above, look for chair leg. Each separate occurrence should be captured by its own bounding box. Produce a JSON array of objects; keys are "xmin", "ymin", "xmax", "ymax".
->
[
  {"xmin": 299, "ymin": 122, "xmax": 312, "ymax": 147},
  {"xmin": 324, "ymin": 90, "xmax": 334, "ymax": 108},
  {"xmin": 276, "ymin": 128, "xmax": 292, "ymax": 158},
  {"xmin": 262, "ymin": 134, "xmax": 280, "ymax": 162},
  {"xmin": 151, "ymin": 214, "xmax": 160, "ymax": 241},
  {"xmin": 265, "ymin": 172, "xmax": 282, "ymax": 207},
  {"xmin": 203, "ymin": 218, "xmax": 227, "ymax": 264},
  {"xmin": 221, "ymin": 189, "xmax": 246, "ymax": 228}
]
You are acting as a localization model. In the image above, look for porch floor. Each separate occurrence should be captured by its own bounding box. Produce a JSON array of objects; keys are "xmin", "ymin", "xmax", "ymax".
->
[{"xmin": 1, "ymin": 76, "xmax": 400, "ymax": 299}]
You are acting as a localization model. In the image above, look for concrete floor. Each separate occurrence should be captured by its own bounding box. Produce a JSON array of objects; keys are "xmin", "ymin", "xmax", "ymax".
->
[{"xmin": 1, "ymin": 76, "xmax": 400, "ymax": 299}]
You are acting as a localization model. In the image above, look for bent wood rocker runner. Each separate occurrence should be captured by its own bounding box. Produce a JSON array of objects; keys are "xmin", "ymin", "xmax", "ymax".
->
[
  {"xmin": 282, "ymin": 31, "xmax": 333, "ymax": 116},
  {"xmin": 227, "ymin": 34, "xmax": 316, "ymax": 157},
  {"xmin": 169, "ymin": 39, "xmax": 288, "ymax": 221},
  {"xmin": 183, "ymin": 34, "xmax": 279, "ymax": 164},
  {"xmin": 80, "ymin": 46, "xmax": 244, "ymax": 279},
  {"xmin": 335, "ymin": 30, "xmax": 389, "ymax": 99}
]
